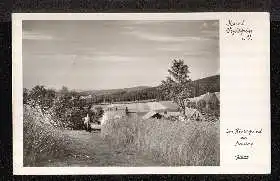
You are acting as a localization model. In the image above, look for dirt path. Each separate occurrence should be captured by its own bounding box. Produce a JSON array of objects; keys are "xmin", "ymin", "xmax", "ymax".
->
[{"xmin": 40, "ymin": 130, "xmax": 162, "ymax": 167}]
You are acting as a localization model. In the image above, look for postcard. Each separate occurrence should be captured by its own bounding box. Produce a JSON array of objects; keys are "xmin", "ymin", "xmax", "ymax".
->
[{"xmin": 12, "ymin": 12, "xmax": 270, "ymax": 175}]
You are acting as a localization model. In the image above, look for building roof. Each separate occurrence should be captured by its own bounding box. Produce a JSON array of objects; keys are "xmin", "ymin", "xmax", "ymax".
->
[
  {"xmin": 187, "ymin": 92, "xmax": 220, "ymax": 104},
  {"xmin": 142, "ymin": 111, "xmax": 161, "ymax": 120},
  {"xmin": 164, "ymin": 111, "xmax": 181, "ymax": 117},
  {"xmin": 184, "ymin": 107, "xmax": 203, "ymax": 120}
]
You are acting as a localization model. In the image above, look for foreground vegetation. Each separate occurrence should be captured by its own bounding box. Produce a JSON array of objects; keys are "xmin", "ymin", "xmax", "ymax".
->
[
  {"xmin": 24, "ymin": 85, "xmax": 104, "ymax": 130},
  {"xmin": 23, "ymin": 59, "xmax": 220, "ymax": 166},
  {"xmin": 23, "ymin": 105, "xmax": 73, "ymax": 166},
  {"xmin": 101, "ymin": 113, "xmax": 220, "ymax": 166}
]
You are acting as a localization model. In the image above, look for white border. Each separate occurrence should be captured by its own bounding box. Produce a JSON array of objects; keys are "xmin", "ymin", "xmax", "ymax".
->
[{"xmin": 12, "ymin": 12, "xmax": 270, "ymax": 175}]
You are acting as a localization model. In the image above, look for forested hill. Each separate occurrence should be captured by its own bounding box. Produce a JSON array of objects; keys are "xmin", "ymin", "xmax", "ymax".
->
[
  {"xmin": 80, "ymin": 86, "xmax": 151, "ymax": 96},
  {"xmin": 193, "ymin": 74, "xmax": 220, "ymax": 97},
  {"xmin": 78, "ymin": 75, "xmax": 220, "ymax": 104}
]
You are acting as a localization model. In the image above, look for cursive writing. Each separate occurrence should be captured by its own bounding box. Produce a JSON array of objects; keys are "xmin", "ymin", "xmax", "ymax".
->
[
  {"xmin": 235, "ymin": 154, "xmax": 249, "ymax": 160},
  {"xmin": 225, "ymin": 19, "xmax": 253, "ymax": 40},
  {"xmin": 226, "ymin": 127, "xmax": 263, "ymax": 160},
  {"xmin": 234, "ymin": 140, "xmax": 253, "ymax": 147},
  {"xmin": 226, "ymin": 128, "xmax": 262, "ymax": 136}
]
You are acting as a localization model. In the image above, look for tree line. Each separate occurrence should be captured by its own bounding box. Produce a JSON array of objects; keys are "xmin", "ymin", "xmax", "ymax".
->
[
  {"xmin": 24, "ymin": 59, "xmax": 219, "ymax": 127},
  {"xmin": 24, "ymin": 86, "xmax": 104, "ymax": 130}
]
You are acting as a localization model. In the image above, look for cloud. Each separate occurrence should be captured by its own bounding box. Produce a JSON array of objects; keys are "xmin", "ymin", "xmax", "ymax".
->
[
  {"xmin": 86, "ymin": 55, "xmax": 142, "ymax": 62},
  {"xmin": 127, "ymin": 20, "xmax": 168, "ymax": 25},
  {"xmin": 126, "ymin": 30, "xmax": 212, "ymax": 42},
  {"xmin": 123, "ymin": 26, "xmax": 135, "ymax": 30},
  {"xmin": 30, "ymin": 54, "xmax": 135, "ymax": 63},
  {"xmin": 23, "ymin": 31, "xmax": 54, "ymax": 40},
  {"xmin": 200, "ymin": 21, "xmax": 219, "ymax": 29},
  {"xmin": 183, "ymin": 50, "xmax": 214, "ymax": 56},
  {"xmin": 156, "ymin": 46, "xmax": 184, "ymax": 52},
  {"xmin": 25, "ymin": 54, "xmax": 79, "ymax": 62}
]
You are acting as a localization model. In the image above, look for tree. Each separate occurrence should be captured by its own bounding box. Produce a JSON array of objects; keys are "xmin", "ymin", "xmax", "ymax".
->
[
  {"xmin": 160, "ymin": 59, "xmax": 193, "ymax": 115},
  {"xmin": 60, "ymin": 86, "xmax": 69, "ymax": 95},
  {"xmin": 28, "ymin": 85, "xmax": 56, "ymax": 111},
  {"xmin": 51, "ymin": 92, "xmax": 87, "ymax": 129}
]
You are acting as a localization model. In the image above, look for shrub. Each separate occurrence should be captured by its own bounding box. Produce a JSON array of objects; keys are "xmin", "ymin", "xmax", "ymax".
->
[
  {"xmin": 28, "ymin": 85, "xmax": 56, "ymax": 111},
  {"xmin": 91, "ymin": 106, "xmax": 104, "ymax": 124},
  {"xmin": 23, "ymin": 105, "xmax": 71, "ymax": 166},
  {"xmin": 101, "ymin": 113, "xmax": 220, "ymax": 166},
  {"xmin": 51, "ymin": 94, "xmax": 89, "ymax": 130}
]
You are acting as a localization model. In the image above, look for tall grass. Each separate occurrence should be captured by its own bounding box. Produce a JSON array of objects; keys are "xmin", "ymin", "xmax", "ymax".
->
[
  {"xmin": 23, "ymin": 105, "xmax": 71, "ymax": 166},
  {"xmin": 101, "ymin": 113, "xmax": 219, "ymax": 166}
]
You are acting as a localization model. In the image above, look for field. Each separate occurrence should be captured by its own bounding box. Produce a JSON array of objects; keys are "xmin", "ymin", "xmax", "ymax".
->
[
  {"xmin": 101, "ymin": 111, "xmax": 220, "ymax": 166},
  {"xmin": 23, "ymin": 105, "xmax": 162, "ymax": 166},
  {"xmin": 24, "ymin": 99, "xmax": 219, "ymax": 166},
  {"xmin": 99, "ymin": 98, "xmax": 220, "ymax": 166}
]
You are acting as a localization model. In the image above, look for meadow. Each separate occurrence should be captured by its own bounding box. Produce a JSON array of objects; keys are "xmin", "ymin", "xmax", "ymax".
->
[
  {"xmin": 101, "ymin": 111, "xmax": 220, "ymax": 166},
  {"xmin": 23, "ymin": 90, "xmax": 219, "ymax": 166}
]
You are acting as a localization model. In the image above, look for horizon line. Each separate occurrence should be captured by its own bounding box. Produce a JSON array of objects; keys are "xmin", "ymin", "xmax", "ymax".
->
[{"xmin": 23, "ymin": 74, "xmax": 220, "ymax": 92}]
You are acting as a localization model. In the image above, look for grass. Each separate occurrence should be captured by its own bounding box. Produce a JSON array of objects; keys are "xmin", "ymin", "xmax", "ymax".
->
[
  {"xmin": 101, "ymin": 112, "xmax": 219, "ymax": 166},
  {"xmin": 23, "ymin": 105, "xmax": 72, "ymax": 166}
]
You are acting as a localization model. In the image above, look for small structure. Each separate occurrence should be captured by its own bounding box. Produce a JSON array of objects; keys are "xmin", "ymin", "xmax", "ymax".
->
[
  {"xmin": 186, "ymin": 92, "xmax": 220, "ymax": 110},
  {"xmin": 163, "ymin": 111, "xmax": 181, "ymax": 118},
  {"xmin": 184, "ymin": 107, "xmax": 204, "ymax": 121},
  {"xmin": 163, "ymin": 111, "xmax": 181, "ymax": 121},
  {"xmin": 142, "ymin": 111, "xmax": 163, "ymax": 120}
]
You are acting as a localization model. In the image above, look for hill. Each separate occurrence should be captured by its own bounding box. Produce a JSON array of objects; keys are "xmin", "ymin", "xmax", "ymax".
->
[
  {"xmin": 79, "ymin": 86, "xmax": 152, "ymax": 96},
  {"xmin": 77, "ymin": 75, "xmax": 220, "ymax": 103},
  {"xmin": 193, "ymin": 75, "xmax": 220, "ymax": 97}
]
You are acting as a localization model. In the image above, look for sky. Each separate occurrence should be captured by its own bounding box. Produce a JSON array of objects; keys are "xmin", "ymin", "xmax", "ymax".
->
[{"xmin": 22, "ymin": 20, "xmax": 219, "ymax": 90}]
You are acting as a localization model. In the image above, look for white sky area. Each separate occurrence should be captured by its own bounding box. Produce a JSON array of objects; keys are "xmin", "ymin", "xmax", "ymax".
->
[{"xmin": 23, "ymin": 20, "xmax": 219, "ymax": 90}]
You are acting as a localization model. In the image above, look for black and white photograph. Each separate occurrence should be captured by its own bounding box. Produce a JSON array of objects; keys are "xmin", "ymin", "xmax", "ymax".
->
[
  {"xmin": 12, "ymin": 12, "xmax": 272, "ymax": 175},
  {"xmin": 21, "ymin": 19, "xmax": 220, "ymax": 167}
]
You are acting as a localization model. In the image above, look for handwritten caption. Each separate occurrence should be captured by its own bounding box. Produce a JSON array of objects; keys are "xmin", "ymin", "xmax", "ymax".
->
[
  {"xmin": 226, "ymin": 128, "xmax": 263, "ymax": 160},
  {"xmin": 225, "ymin": 19, "xmax": 253, "ymax": 40}
]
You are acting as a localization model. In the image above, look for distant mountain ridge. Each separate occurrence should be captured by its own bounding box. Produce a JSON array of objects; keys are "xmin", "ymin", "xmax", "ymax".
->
[
  {"xmin": 79, "ymin": 86, "xmax": 152, "ymax": 96},
  {"xmin": 193, "ymin": 74, "xmax": 220, "ymax": 96},
  {"xmin": 78, "ymin": 75, "xmax": 220, "ymax": 97}
]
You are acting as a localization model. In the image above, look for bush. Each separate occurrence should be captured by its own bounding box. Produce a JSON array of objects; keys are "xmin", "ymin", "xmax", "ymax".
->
[
  {"xmin": 51, "ymin": 94, "xmax": 105, "ymax": 129},
  {"xmin": 27, "ymin": 85, "xmax": 56, "ymax": 111},
  {"xmin": 25, "ymin": 85, "xmax": 105, "ymax": 130},
  {"xmin": 51, "ymin": 95, "xmax": 88, "ymax": 130},
  {"xmin": 91, "ymin": 106, "xmax": 104, "ymax": 124},
  {"xmin": 101, "ymin": 113, "xmax": 220, "ymax": 166},
  {"xmin": 23, "ymin": 105, "xmax": 71, "ymax": 166}
]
